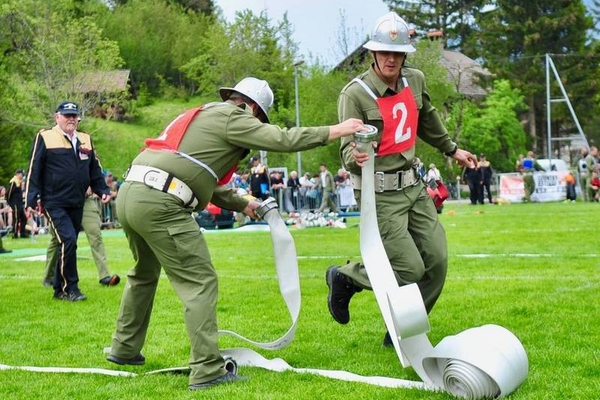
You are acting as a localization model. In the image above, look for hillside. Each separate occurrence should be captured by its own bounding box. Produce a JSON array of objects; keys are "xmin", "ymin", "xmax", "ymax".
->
[{"xmin": 83, "ymin": 96, "xmax": 208, "ymax": 179}]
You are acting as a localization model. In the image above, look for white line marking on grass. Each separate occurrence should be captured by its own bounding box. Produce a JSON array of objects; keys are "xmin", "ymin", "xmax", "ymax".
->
[
  {"xmin": 457, "ymin": 253, "xmax": 599, "ymax": 258},
  {"xmin": 14, "ymin": 255, "xmax": 47, "ymax": 262}
]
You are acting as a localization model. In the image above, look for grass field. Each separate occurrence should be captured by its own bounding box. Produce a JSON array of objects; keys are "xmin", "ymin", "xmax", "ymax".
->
[{"xmin": 0, "ymin": 201, "xmax": 599, "ymax": 399}]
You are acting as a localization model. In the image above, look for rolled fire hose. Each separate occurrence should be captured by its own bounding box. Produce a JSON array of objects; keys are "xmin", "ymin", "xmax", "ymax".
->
[{"xmin": 351, "ymin": 126, "xmax": 528, "ymax": 398}]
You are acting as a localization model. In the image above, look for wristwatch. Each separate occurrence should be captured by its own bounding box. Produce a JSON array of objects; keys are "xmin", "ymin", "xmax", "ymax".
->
[{"xmin": 444, "ymin": 145, "xmax": 458, "ymax": 157}]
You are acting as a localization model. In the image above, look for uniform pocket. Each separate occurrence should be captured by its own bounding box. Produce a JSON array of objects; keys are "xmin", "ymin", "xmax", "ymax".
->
[
  {"xmin": 365, "ymin": 107, "xmax": 383, "ymax": 122},
  {"xmin": 166, "ymin": 220, "xmax": 209, "ymax": 266}
]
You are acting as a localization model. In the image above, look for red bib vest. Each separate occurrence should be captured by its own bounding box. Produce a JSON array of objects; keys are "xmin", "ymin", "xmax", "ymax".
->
[
  {"xmin": 352, "ymin": 77, "xmax": 419, "ymax": 156},
  {"xmin": 375, "ymin": 85, "xmax": 418, "ymax": 156},
  {"xmin": 144, "ymin": 107, "xmax": 237, "ymax": 185}
]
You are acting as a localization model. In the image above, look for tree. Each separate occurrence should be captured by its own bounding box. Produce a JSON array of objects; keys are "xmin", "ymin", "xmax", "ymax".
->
[
  {"xmin": 408, "ymin": 39, "xmax": 460, "ymax": 179},
  {"xmin": 182, "ymin": 10, "xmax": 297, "ymax": 109},
  {"xmin": 478, "ymin": 0, "xmax": 599, "ymax": 155},
  {"xmin": 383, "ymin": 0, "xmax": 489, "ymax": 56},
  {"xmin": 0, "ymin": 0, "xmax": 123, "ymax": 179},
  {"xmin": 97, "ymin": 0, "xmax": 212, "ymax": 95},
  {"xmin": 461, "ymin": 79, "xmax": 528, "ymax": 172}
]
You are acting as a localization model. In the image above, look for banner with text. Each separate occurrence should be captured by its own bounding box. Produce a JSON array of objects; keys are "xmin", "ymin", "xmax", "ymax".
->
[{"xmin": 498, "ymin": 172, "xmax": 568, "ymax": 203}]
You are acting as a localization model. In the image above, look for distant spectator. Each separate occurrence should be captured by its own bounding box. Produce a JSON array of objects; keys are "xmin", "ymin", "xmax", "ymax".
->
[
  {"xmin": 335, "ymin": 169, "xmax": 356, "ymax": 212},
  {"xmin": 515, "ymin": 154, "xmax": 525, "ymax": 173},
  {"xmin": 286, "ymin": 171, "xmax": 301, "ymax": 211},
  {"xmin": 425, "ymin": 163, "xmax": 442, "ymax": 183},
  {"xmin": 587, "ymin": 170, "xmax": 600, "ymax": 202},
  {"xmin": 479, "ymin": 154, "xmax": 494, "ymax": 204},
  {"xmin": 269, "ymin": 170, "xmax": 285, "ymax": 206},
  {"xmin": 565, "ymin": 171, "xmax": 577, "ymax": 202},
  {"xmin": 578, "ymin": 147, "xmax": 598, "ymax": 202},
  {"xmin": 306, "ymin": 174, "xmax": 321, "ymax": 210},
  {"xmin": 249, "ymin": 157, "xmax": 270, "ymax": 200},
  {"xmin": 0, "ymin": 186, "xmax": 13, "ymax": 232},
  {"xmin": 7, "ymin": 168, "xmax": 29, "ymax": 239},
  {"xmin": 238, "ymin": 173, "xmax": 249, "ymax": 190},
  {"xmin": 318, "ymin": 163, "xmax": 337, "ymax": 213},
  {"xmin": 521, "ymin": 151, "xmax": 544, "ymax": 202},
  {"xmin": 462, "ymin": 155, "xmax": 482, "ymax": 205}
]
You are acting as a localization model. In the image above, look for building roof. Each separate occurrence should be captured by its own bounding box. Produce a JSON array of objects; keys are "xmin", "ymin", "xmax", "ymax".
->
[
  {"xmin": 440, "ymin": 50, "xmax": 492, "ymax": 98},
  {"xmin": 71, "ymin": 69, "xmax": 131, "ymax": 94}
]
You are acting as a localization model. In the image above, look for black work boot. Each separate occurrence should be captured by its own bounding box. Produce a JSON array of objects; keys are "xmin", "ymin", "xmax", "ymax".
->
[
  {"xmin": 382, "ymin": 331, "xmax": 393, "ymax": 347},
  {"xmin": 326, "ymin": 265, "xmax": 361, "ymax": 324}
]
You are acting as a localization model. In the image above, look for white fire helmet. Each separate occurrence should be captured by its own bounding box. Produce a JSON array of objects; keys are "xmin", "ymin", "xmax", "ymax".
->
[
  {"xmin": 219, "ymin": 77, "xmax": 274, "ymax": 122},
  {"xmin": 363, "ymin": 12, "xmax": 416, "ymax": 53}
]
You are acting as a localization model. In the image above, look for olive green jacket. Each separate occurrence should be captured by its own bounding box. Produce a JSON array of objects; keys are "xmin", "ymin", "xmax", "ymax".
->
[
  {"xmin": 133, "ymin": 101, "xmax": 330, "ymax": 212},
  {"xmin": 338, "ymin": 64, "xmax": 456, "ymax": 175}
]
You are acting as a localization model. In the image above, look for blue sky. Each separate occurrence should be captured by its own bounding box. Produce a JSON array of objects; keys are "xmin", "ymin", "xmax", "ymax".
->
[
  {"xmin": 214, "ymin": 0, "xmax": 389, "ymax": 67},
  {"xmin": 215, "ymin": 0, "xmax": 597, "ymax": 67}
]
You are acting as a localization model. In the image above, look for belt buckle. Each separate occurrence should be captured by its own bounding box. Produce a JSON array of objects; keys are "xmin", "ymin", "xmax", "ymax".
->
[
  {"xmin": 375, "ymin": 172, "xmax": 385, "ymax": 193},
  {"xmin": 395, "ymin": 171, "xmax": 404, "ymax": 191}
]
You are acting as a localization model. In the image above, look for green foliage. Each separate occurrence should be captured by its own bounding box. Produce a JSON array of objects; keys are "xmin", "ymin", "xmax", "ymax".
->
[
  {"xmin": 181, "ymin": 9, "xmax": 295, "ymax": 106},
  {"xmin": 407, "ymin": 40, "xmax": 456, "ymax": 110},
  {"xmin": 0, "ymin": 0, "xmax": 125, "ymax": 182},
  {"xmin": 408, "ymin": 40, "xmax": 460, "ymax": 179},
  {"xmin": 478, "ymin": 0, "xmax": 599, "ymax": 153},
  {"xmin": 461, "ymin": 80, "xmax": 528, "ymax": 172},
  {"xmin": 383, "ymin": 0, "xmax": 488, "ymax": 55},
  {"xmin": 97, "ymin": 0, "xmax": 212, "ymax": 95},
  {"xmin": 0, "ymin": 0, "xmax": 123, "ymax": 121}
]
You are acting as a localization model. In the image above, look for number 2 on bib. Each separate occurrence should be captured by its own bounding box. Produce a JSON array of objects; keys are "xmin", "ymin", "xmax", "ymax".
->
[{"xmin": 392, "ymin": 102, "xmax": 411, "ymax": 143}]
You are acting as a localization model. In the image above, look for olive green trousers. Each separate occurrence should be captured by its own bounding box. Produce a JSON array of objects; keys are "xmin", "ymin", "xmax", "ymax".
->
[
  {"xmin": 111, "ymin": 182, "xmax": 226, "ymax": 385},
  {"xmin": 338, "ymin": 182, "xmax": 447, "ymax": 314}
]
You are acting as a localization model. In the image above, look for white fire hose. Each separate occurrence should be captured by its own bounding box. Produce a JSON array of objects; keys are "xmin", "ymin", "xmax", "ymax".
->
[
  {"xmin": 224, "ymin": 133, "xmax": 528, "ymax": 398},
  {"xmin": 1, "ymin": 137, "xmax": 528, "ymax": 397}
]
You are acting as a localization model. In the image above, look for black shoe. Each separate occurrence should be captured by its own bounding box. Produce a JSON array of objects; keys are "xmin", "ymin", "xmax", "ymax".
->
[
  {"xmin": 54, "ymin": 290, "xmax": 87, "ymax": 302},
  {"xmin": 325, "ymin": 266, "xmax": 360, "ymax": 324},
  {"xmin": 189, "ymin": 371, "xmax": 248, "ymax": 390},
  {"xmin": 107, "ymin": 353, "xmax": 146, "ymax": 366},
  {"xmin": 382, "ymin": 332, "xmax": 393, "ymax": 347},
  {"xmin": 99, "ymin": 275, "xmax": 120, "ymax": 286}
]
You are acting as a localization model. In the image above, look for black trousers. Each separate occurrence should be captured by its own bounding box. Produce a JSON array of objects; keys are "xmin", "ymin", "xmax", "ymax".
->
[
  {"xmin": 45, "ymin": 206, "xmax": 84, "ymax": 295},
  {"xmin": 11, "ymin": 204, "xmax": 27, "ymax": 237}
]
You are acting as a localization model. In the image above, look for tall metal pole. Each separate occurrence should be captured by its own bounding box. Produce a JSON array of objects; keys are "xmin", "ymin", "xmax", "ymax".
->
[
  {"xmin": 294, "ymin": 60, "xmax": 304, "ymax": 175},
  {"xmin": 546, "ymin": 54, "xmax": 552, "ymax": 161}
]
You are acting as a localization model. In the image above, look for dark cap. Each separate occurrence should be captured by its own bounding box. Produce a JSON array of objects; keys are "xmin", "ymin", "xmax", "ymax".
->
[
  {"xmin": 56, "ymin": 101, "xmax": 80, "ymax": 115},
  {"xmin": 15, "ymin": 168, "xmax": 25, "ymax": 175}
]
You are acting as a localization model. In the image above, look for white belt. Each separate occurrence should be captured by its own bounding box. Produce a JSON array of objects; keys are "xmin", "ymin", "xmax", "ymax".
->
[
  {"xmin": 125, "ymin": 165, "xmax": 198, "ymax": 209},
  {"xmin": 351, "ymin": 169, "xmax": 420, "ymax": 192}
]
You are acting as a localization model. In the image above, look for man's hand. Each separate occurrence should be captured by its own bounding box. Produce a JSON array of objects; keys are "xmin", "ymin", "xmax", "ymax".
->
[
  {"xmin": 242, "ymin": 200, "xmax": 262, "ymax": 219},
  {"xmin": 329, "ymin": 118, "xmax": 366, "ymax": 140},
  {"xmin": 349, "ymin": 141, "xmax": 378, "ymax": 167},
  {"xmin": 100, "ymin": 193, "xmax": 111, "ymax": 204},
  {"xmin": 453, "ymin": 148, "xmax": 478, "ymax": 169}
]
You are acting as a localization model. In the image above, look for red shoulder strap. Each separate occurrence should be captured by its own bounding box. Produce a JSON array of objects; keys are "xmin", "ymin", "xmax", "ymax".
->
[{"xmin": 144, "ymin": 107, "xmax": 202, "ymax": 151}]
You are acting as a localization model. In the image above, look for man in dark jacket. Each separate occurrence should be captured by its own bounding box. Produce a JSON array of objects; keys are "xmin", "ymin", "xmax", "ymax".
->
[
  {"xmin": 25, "ymin": 101, "xmax": 110, "ymax": 301},
  {"xmin": 7, "ymin": 169, "xmax": 28, "ymax": 239}
]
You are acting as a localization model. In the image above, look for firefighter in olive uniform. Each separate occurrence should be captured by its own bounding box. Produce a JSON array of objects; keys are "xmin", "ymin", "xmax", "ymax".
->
[
  {"xmin": 25, "ymin": 101, "xmax": 110, "ymax": 302},
  {"xmin": 107, "ymin": 77, "xmax": 365, "ymax": 390},
  {"xmin": 325, "ymin": 12, "xmax": 476, "ymax": 346}
]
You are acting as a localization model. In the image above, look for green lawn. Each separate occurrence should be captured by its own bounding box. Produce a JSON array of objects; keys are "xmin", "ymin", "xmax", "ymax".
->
[{"xmin": 0, "ymin": 201, "xmax": 599, "ymax": 399}]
